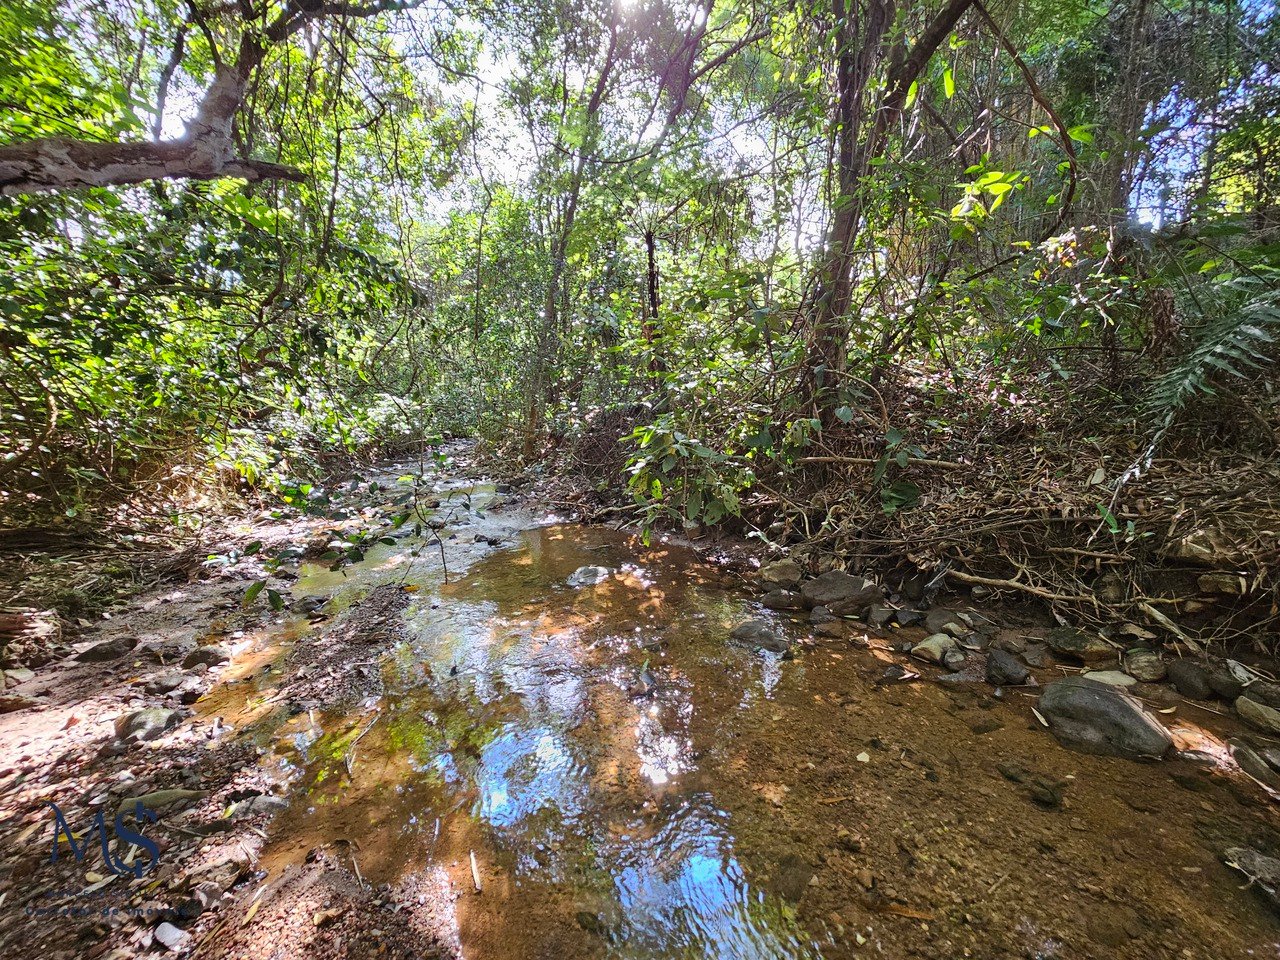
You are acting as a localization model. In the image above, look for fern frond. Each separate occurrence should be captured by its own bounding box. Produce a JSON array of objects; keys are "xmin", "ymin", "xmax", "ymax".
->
[{"xmin": 1144, "ymin": 272, "xmax": 1280, "ymax": 424}]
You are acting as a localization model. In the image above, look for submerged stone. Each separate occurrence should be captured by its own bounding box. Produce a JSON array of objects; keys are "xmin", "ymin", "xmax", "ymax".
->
[{"xmin": 729, "ymin": 619, "xmax": 789, "ymax": 654}]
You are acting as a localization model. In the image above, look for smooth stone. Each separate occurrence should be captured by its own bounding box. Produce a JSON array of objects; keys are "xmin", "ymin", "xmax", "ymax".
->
[
  {"xmin": 182, "ymin": 646, "xmax": 230, "ymax": 669},
  {"xmin": 941, "ymin": 649, "xmax": 967, "ymax": 672},
  {"xmin": 986, "ymin": 649, "xmax": 1030, "ymax": 686},
  {"xmin": 1237, "ymin": 696, "xmax": 1280, "ymax": 736},
  {"xmin": 1230, "ymin": 741, "xmax": 1280, "ymax": 790},
  {"xmin": 924, "ymin": 609, "xmax": 966, "ymax": 636},
  {"xmin": 1123, "ymin": 648, "xmax": 1166, "ymax": 683},
  {"xmin": 799, "ymin": 571, "xmax": 880, "ymax": 611},
  {"xmin": 729, "ymin": 619, "xmax": 790, "ymax": 654},
  {"xmin": 567, "ymin": 565, "xmax": 611, "ymax": 587},
  {"xmin": 118, "ymin": 788, "xmax": 208, "ymax": 816},
  {"xmin": 1207, "ymin": 663, "xmax": 1246, "ymax": 700},
  {"xmin": 154, "ymin": 922, "xmax": 191, "ymax": 951},
  {"xmin": 866, "ymin": 605, "xmax": 894, "ymax": 628},
  {"xmin": 144, "ymin": 672, "xmax": 185, "ymax": 695},
  {"xmin": 911, "ymin": 633, "xmax": 956, "ymax": 665},
  {"xmin": 1258, "ymin": 745, "xmax": 1280, "ymax": 774},
  {"xmin": 1044, "ymin": 627, "xmax": 1115, "ymax": 664},
  {"xmin": 808, "ymin": 605, "xmax": 837, "ymax": 624},
  {"xmin": 1167, "ymin": 661, "xmax": 1213, "ymax": 700},
  {"xmin": 1083, "ymin": 670, "xmax": 1138, "ymax": 688},
  {"xmin": 761, "ymin": 590, "xmax": 804, "ymax": 611},
  {"xmin": 760, "ymin": 558, "xmax": 803, "ymax": 590},
  {"xmin": 75, "ymin": 636, "xmax": 138, "ymax": 662},
  {"xmin": 115, "ymin": 707, "xmax": 182, "ymax": 742},
  {"xmin": 231, "ymin": 794, "xmax": 289, "ymax": 819},
  {"xmin": 1037, "ymin": 676, "xmax": 1173, "ymax": 759}
]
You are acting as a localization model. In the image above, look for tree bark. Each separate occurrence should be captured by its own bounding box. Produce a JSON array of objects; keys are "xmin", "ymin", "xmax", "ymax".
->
[
  {"xmin": 804, "ymin": 0, "xmax": 975, "ymax": 420},
  {"xmin": 0, "ymin": 0, "xmax": 426, "ymax": 196}
]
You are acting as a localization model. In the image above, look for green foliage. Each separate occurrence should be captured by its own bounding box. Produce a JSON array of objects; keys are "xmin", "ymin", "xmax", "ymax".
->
[{"xmin": 1146, "ymin": 269, "xmax": 1280, "ymax": 424}]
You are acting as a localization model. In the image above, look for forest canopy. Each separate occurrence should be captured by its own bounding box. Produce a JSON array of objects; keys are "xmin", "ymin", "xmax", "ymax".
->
[{"xmin": 2, "ymin": 0, "xmax": 1278, "ymax": 604}]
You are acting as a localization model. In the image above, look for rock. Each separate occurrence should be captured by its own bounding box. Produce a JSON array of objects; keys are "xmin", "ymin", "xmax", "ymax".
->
[
  {"xmin": 193, "ymin": 880, "xmax": 225, "ymax": 911},
  {"xmin": 2, "ymin": 667, "xmax": 35, "ymax": 687},
  {"xmin": 1258, "ymin": 745, "xmax": 1280, "ymax": 774},
  {"xmin": 1244, "ymin": 681, "xmax": 1280, "ymax": 709},
  {"xmin": 114, "ymin": 707, "xmax": 182, "ymax": 742},
  {"xmin": 893, "ymin": 609, "xmax": 924, "ymax": 627},
  {"xmin": 911, "ymin": 633, "xmax": 956, "ymax": 665},
  {"xmin": 809, "ymin": 605, "xmax": 837, "ymax": 624},
  {"xmin": 182, "ymin": 646, "xmax": 230, "ymax": 669},
  {"xmin": 924, "ymin": 609, "xmax": 966, "ymax": 636},
  {"xmin": 0, "ymin": 694, "xmax": 38, "ymax": 713},
  {"xmin": 986, "ymin": 649, "xmax": 1030, "ymax": 686},
  {"xmin": 866, "ymin": 605, "xmax": 894, "ymax": 628},
  {"xmin": 1082, "ymin": 670, "xmax": 1138, "ymax": 688},
  {"xmin": 991, "ymin": 635, "xmax": 1027, "ymax": 655},
  {"xmin": 1198, "ymin": 572, "xmax": 1246, "ymax": 594},
  {"xmin": 154, "ymin": 922, "xmax": 191, "ymax": 951},
  {"xmin": 1170, "ymin": 527, "xmax": 1241, "ymax": 566},
  {"xmin": 1231, "ymin": 741, "xmax": 1280, "ymax": 791},
  {"xmin": 1224, "ymin": 847, "xmax": 1280, "ymax": 913},
  {"xmin": 232, "ymin": 794, "xmax": 289, "ymax": 819},
  {"xmin": 799, "ymin": 571, "xmax": 880, "ymax": 611},
  {"xmin": 761, "ymin": 590, "xmax": 803, "ymax": 611},
  {"xmin": 1237, "ymin": 696, "xmax": 1280, "ymax": 736},
  {"xmin": 75, "ymin": 636, "xmax": 138, "ymax": 662},
  {"xmin": 119, "ymin": 789, "xmax": 208, "ymax": 816},
  {"xmin": 145, "ymin": 672, "xmax": 185, "ymax": 695},
  {"xmin": 1044, "ymin": 627, "xmax": 1115, "ymax": 663},
  {"xmin": 1123, "ymin": 648, "xmax": 1166, "ymax": 683},
  {"xmin": 729, "ymin": 620, "xmax": 789, "ymax": 654},
  {"xmin": 1207, "ymin": 663, "xmax": 1245, "ymax": 701},
  {"xmin": 567, "ymin": 565, "xmax": 611, "ymax": 587},
  {"xmin": 941, "ymin": 649, "xmax": 967, "ymax": 671},
  {"xmin": 1022, "ymin": 643, "xmax": 1051, "ymax": 668},
  {"xmin": 1037, "ymin": 676, "xmax": 1173, "ymax": 759},
  {"xmin": 1167, "ymin": 661, "xmax": 1213, "ymax": 700},
  {"xmin": 760, "ymin": 558, "xmax": 803, "ymax": 590}
]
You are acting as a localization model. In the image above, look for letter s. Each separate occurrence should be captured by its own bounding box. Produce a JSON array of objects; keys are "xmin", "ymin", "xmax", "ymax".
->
[{"xmin": 113, "ymin": 802, "xmax": 160, "ymax": 878}]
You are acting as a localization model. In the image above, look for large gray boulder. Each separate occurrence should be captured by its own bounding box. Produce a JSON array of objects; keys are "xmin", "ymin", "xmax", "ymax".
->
[
  {"xmin": 799, "ymin": 571, "xmax": 880, "ymax": 611},
  {"xmin": 1038, "ymin": 676, "xmax": 1172, "ymax": 759}
]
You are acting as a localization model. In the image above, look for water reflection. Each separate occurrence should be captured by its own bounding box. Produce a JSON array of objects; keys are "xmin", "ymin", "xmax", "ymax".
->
[{"xmin": 270, "ymin": 522, "xmax": 816, "ymax": 958}]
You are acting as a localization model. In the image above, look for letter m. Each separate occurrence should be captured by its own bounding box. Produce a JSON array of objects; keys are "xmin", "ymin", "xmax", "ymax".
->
[{"xmin": 46, "ymin": 802, "xmax": 113, "ymax": 869}]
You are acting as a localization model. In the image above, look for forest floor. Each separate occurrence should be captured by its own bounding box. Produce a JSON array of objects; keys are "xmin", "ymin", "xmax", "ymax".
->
[{"xmin": 3, "ymin": 444, "xmax": 1280, "ymax": 960}]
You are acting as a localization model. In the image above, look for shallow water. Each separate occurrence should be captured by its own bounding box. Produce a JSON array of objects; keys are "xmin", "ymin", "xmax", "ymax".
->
[{"xmin": 215, "ymin": 490, "xmax": 1280, "ymax": 959}]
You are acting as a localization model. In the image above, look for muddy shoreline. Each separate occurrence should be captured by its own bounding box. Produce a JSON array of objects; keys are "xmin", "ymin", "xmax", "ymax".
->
[{"xmin": 3, "ymin": 449, "xmax": 1280, "ymax": 959}]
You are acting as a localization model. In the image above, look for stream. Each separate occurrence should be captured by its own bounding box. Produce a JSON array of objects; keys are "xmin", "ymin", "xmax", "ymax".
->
[{"xmin": 195, "ymin": 467, "xmax": 1280, "ymax": 959}]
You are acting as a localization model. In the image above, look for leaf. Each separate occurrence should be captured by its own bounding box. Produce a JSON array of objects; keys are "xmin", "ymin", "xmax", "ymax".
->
[
  {"xmin": 835, "ymin": 405, "xmax": 854, "ymax": 423},
  {"xmin": 943, "ymin": 67, "xmax": 955, "ymax": 99},
  {"xmin": 243, "ymin": 580, "xmax": 266, "ymax": 606},
  {"xmin": 267, "ymin": 589, "xmax": 284, "ymax": 612},
  {"xmin": 905, "ymin": 79, "xmax": 919, "ymax": 108}
]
